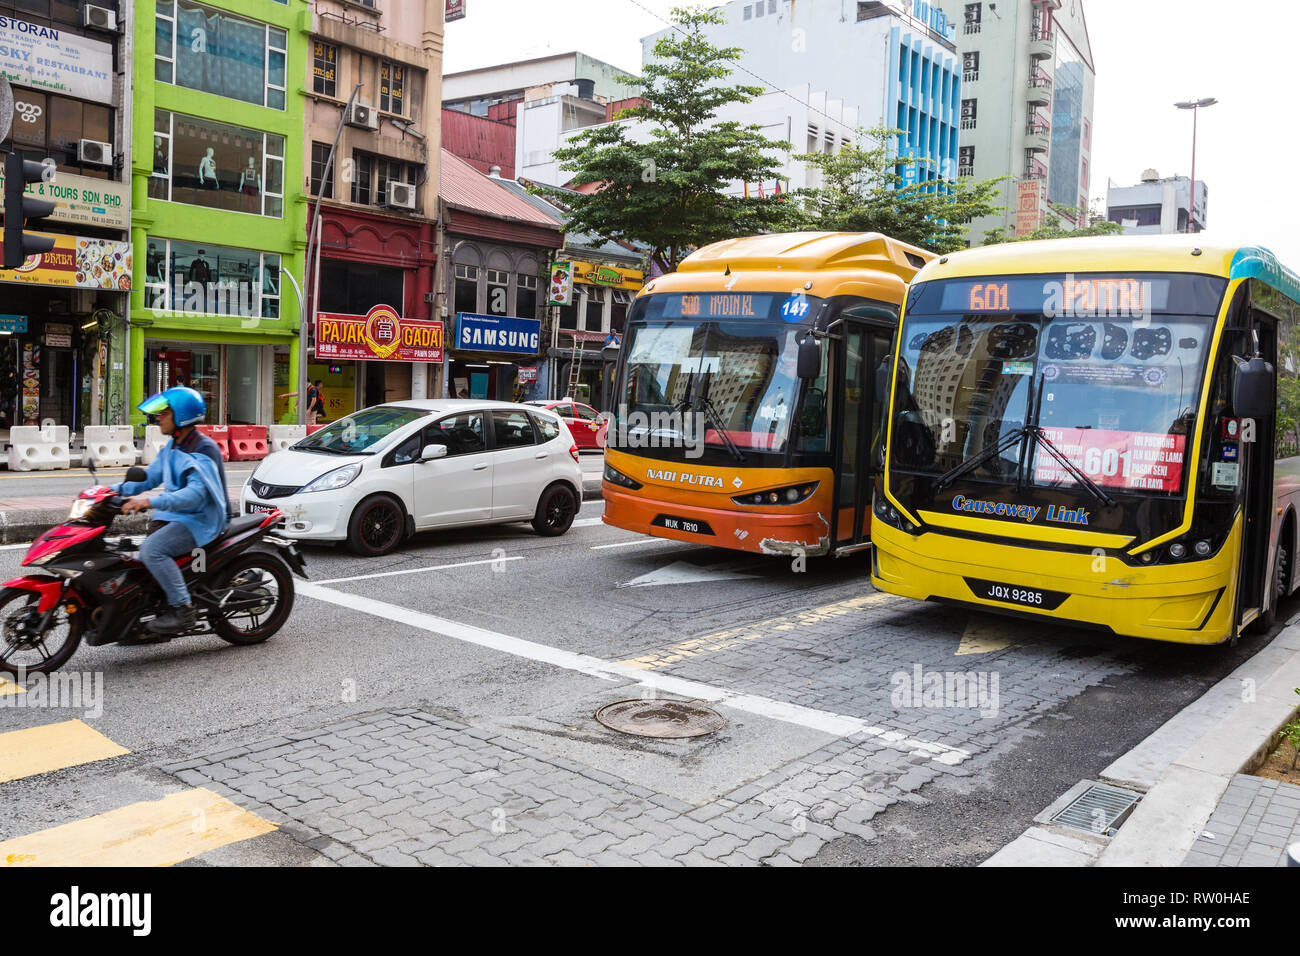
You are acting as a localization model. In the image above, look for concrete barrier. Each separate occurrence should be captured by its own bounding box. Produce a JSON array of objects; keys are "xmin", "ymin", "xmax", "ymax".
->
[
  {"xmin": 142, "ymin": 425, "xmax": 167, "ymax": 464},
  {"xmin": 197, "ymin": 425, "xmax": 230, "ymax": 461},
  {"xmin": 7, "ymin": 422, "xmax": 71, "ymax": 471},
  {"xmin": 229, "ymin": 425, "xmax": 269, "ymax": 460},
  {"xmin": 83, "ymin": 425, "xmax": 138, "ymax": 468},
  {"xmin": 306, "ymin": 424, "xmax": 328, "ymax": 436},
  {"xmin": 268, "ymin": 424, "xmax": 306, "ymax": 453}
]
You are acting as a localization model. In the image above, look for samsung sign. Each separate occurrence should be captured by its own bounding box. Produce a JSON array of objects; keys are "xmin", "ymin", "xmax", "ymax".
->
[{"xmin": 456, "ymin": 313, "xmax": 542, "ymax": 355}]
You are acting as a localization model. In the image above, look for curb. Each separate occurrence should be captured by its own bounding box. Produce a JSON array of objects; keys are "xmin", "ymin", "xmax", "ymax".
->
[{"xmin": 984, "ymin": 619, "xmax": 1300, "ymax": 867}]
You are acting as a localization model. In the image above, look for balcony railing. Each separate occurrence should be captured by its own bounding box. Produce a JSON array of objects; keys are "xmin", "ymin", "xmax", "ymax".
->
[
  {"xmin": 964, "ymin": 22, "xmax": 981, "ymax": 34},
  {"xmin": 963, "ymin": 70, "xmax": 979, "ymax": 82},
  {"xmin": 960, "ymin": 118, "xmax": 977, "ymax": 130},
  {"xmin": 1028, "ymin": 73, "xmax": 1053, "ymax": 88},
  {"xmin": 1026, "ymin": 123, "xmax": 1051, "ymax": 136},
  {"xmin": 1022, "ymin": 166, "xmax": 1047, "ymax": 180},
  {"xmin": 1030, "ymin": 28, "xmax": 1053, "ymax": 42},
  {"xmin": 958, "ymin": 165, "xmax": 974, "ymax": 178}
]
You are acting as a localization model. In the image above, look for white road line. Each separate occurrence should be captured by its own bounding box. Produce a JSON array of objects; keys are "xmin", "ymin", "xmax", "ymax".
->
[
  {"xmin": 590, "ymin": 538, "xmax": 677, "ymax": 550},
  {"xmin": 572, "ymin": 517, "xmax": 605, "ymax": 528},
  {"xmin": 0, "ymin": 543, "xmax": 31, "ymax": 552},
  {"xmin": 297, "ymin": 581, "xmax": 970, "ymax": 766},
  {"xmin": 309, "ymin": 556, "xmax": 523, "ymax": 585}
]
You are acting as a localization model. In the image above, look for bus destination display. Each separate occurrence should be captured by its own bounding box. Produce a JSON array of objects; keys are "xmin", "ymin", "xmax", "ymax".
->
[
  {"xmin": 676, "ymin": 293, "xmax": 769, "ymax": 318},
  {"xmin": 937, "ymin": 276, "xmax": 1171, "ymax": 315}
]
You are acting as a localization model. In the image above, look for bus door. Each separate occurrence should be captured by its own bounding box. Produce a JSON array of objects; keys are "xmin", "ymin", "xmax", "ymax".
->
[
  {"xmin": 832, "ymin": 321, "xmax": 893, "ymax": 554},
  {"xmin": 1235, "ymin": 309, "xmax": 1278, "ymax": 632}
]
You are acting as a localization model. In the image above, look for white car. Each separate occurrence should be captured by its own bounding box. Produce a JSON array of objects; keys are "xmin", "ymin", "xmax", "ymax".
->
[{"xmin": 241, "ymin": 400, "xmax": 584, "ymax": 556}]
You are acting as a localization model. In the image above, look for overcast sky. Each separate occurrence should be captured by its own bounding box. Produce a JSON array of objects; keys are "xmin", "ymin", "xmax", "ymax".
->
[{"xmin": 444, "ymin": 0, "xmax": 1298, "ymax": 266}]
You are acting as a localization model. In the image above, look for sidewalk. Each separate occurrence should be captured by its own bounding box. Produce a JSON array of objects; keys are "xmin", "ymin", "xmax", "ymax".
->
[{"xmin": 985, "ymin": 618, "xmax": 1300, "ymax": 867}]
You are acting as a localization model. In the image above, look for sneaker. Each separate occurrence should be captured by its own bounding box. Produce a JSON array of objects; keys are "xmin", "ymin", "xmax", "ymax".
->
[{"xmin": 147, "ymin": 604, "xmax": 197, "ymax": 635}]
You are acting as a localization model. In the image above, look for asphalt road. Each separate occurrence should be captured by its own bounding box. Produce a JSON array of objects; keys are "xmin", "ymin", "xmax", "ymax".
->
[{"xmin": 0, "ymin": 491, "xmax": 1280, "ymax": 866}]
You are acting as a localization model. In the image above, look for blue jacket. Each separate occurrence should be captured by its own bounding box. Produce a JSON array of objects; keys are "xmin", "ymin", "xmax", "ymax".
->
[{"xmin": 116, "ymin": 432, "xmax": 229, "ymax": 547}]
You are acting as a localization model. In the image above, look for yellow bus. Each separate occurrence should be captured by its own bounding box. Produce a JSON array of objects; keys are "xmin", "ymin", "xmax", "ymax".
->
[
  {"xmin": 603, "ymin": 232, "xmax": 933, "ymax": 556},
  {"xmin": 871, "ymin": 236, "xmax": 1300, "ymax": 644}
]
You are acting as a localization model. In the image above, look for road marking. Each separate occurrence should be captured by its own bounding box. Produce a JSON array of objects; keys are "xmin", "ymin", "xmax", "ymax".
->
[
  {"xmin": 0, "ymin": 787, "xmax": 276, "ymax": 867},
  {"xmin": 615, "ymin": 560, "xmax": 758, "ymax": 589},
  {"xmin": 0, "ymin": 543, "xmax": 32, "ymax": 551},
  {"xmin": 0, "ymin": 720, "xmax": 129, "ymax": 783},
  {"xmin": 310, "ymin": 555, "xmax": 524, "ymax": 586},
  {"xmin": 621, "ymin": 592, "xmax": 900, "ymax": 669},
  {"xmin": 0, "ymin": 676, "xmax": 25, "ymax": 696},
  {"xmin": 298, "ymin": 582, "xmax": 969, "ymax": 765},
  {"xmin": 590, "ymin": 538, "xmax": 677, "ymax": 550},
  {"xmin": 956, "ymin": 615, "xmax": 1023, "ymax": 655},
  {"xmin": 573, "ymin": 517, "xmax": 605, "ymax": 528}
]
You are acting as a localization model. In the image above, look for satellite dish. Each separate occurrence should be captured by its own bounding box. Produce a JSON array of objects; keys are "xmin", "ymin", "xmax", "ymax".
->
[{"xmin": 0, "ymin": 76, "xmax": 12, "ymax": 145}]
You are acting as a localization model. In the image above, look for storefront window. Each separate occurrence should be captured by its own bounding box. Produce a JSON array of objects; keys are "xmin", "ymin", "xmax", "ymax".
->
[
  {"xmin": 146, "ymin": 237, "xmax": 280, "ymax": 321},
  {"xmin": 157, "ymin": 1, "xmax": 288, "ymax": 110},
  {"xmin": 152, "ymin": 111, "xmax": 284, "ymax": 218},
  {"xmin": 7, "ymin": 89, "xmax": 113, "ymax": 180},
  {"xmin": 145, "ymin": 345, "xmax": 220, "ymax": 419}
]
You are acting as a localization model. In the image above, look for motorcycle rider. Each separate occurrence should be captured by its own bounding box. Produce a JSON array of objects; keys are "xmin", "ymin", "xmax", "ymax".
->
[{"xmin": 117, "ymin": 387, "xmax": 230, "ymax": 634}]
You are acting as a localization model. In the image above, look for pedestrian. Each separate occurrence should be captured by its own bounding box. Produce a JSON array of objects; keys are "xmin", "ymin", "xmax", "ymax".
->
[{"xmin": 305, "ymin": 379, "xmax": 325, "ymax": 425}]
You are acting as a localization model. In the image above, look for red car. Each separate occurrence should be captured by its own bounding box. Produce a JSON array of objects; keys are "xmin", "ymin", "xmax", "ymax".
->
[{"xmin": 526, "ymin": 400, "xmax": 607, "ymax": 451}]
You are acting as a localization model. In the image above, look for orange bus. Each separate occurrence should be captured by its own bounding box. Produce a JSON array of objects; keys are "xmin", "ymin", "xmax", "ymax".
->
[{"xmin": 601, "ymin": 232, "xmax": 934, "ymax": 556}]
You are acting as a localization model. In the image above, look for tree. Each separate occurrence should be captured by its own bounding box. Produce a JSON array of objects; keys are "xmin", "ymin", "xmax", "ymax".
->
[
  {"xmin": 789, "ymin": 127, "xmax": 1006, "ymax": 253},
  {"xmin": 982, "ymin": 202, "xmax": 1123, "ymax": 245},
  {"xmin": 538, "ymin": 6, "xmax": 793, "ymax": 273}
]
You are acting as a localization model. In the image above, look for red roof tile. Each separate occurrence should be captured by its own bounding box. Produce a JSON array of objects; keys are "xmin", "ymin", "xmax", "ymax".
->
[{"xmin": 439, "ymin": 149, "xmax": 558, "ymax": 227}]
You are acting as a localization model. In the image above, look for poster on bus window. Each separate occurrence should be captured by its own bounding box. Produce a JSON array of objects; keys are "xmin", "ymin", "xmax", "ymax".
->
[{"xmin": 1034, "ymin": 427, "xmax": 1187, "ymax": 493}]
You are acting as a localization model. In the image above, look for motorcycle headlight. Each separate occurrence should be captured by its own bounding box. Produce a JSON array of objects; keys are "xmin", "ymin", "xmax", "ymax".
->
[
  {"xmin": 300, "ymin": 463, "xmax": 361, "ymax": 494},
  {"xmin": 68, "ymin": 499, "xmax": 94, "ymax": 521}
]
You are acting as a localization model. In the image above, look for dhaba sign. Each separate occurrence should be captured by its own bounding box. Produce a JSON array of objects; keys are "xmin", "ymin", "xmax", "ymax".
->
[
  {"xmin": 316, "ymin": 305, "xmax": 443, "ymax": 362},
  {"xmin": 570, "ymin": 260, "xmax": 644, "ymax": 291}
]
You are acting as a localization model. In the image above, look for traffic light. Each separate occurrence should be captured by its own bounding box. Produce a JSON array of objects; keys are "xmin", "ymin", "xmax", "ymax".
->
[{"xmin": 3, "ymin": 153, "xmax": 56, "ymax": 270}]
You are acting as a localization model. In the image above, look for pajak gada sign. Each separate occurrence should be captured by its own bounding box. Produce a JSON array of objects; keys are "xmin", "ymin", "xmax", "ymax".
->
[
  {"xmin": 0, "ymin": 15, "xmax": 113, "ymax": 102},
  {"xmin": 316, "ymin": 304, "xmax": 443, "ymax": 363}
]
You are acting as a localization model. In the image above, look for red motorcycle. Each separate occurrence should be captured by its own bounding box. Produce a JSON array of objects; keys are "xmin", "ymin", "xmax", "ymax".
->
[{"xmin": 0, "ymin": 465, "xmax": 307, "ymax": 675}]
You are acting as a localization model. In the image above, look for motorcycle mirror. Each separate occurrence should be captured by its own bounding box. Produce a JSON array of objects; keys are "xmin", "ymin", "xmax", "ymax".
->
[{"xmin": 124, "ymin": 465, "xmax": 148, "ymax": 483}]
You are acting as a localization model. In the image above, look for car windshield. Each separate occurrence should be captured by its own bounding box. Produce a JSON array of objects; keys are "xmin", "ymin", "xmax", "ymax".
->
[
  {"xmin": 617, "ymin": 292, "xmax": 824, "ymax": 457},
  {"xmin": 891, "ymin": 272, "xmax": 1227, "ymax": 496},
  {"xmin": 294, "ymin": 406, "xmax": 429, "ymax": 455}
]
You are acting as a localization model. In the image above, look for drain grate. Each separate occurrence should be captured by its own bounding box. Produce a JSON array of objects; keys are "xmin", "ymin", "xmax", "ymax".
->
[
  {"xmin": 1048, "ymin": 782, "xmax": 1141, "ymax": 837},
  {"xmin": 595, "ymin": 699, "xmax": 726, "ymax": 739}
]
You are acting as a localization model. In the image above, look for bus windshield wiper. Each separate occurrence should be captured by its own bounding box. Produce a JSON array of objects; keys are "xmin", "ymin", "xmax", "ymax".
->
[
  {"xmin": 1017, "ymin": 372, "xmax": 1115, "ymax": 508},
  {"xmin": 698, "ymin": 372, "xmax": 745, "ymax": 463},
  {"xmin": 934, "ymin": 426, "xmax": 1027, "ymax": 491}
]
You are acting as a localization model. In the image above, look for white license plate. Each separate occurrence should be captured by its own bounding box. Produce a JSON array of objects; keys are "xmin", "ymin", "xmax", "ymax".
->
[{"xmin": 245, "ymin": 502, "xmax": 277, "ymax": 514}]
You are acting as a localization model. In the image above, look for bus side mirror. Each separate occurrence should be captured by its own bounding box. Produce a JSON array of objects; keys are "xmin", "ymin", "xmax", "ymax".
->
[
  {"xmin": 797, "ymin": 333, "xmax": 821, "ymax": 379},
  {"xmin": 1232, "ymin": 355, "xmax": 1274, "ymax": 422},
  {"xmin": 875, "ymin": 359, "xmax": 893, "ymax": 403}
]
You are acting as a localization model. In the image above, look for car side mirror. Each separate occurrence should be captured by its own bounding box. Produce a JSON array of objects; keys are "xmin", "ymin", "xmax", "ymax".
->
[
  {"xmin": 420, "ymin": 444, "xmax": 448, "ymax": 462},
  {"xmin": 1232, "ymin": 355, "xmax": 1274, "ymax": 422},
  {"xmin": 125, "ymin": 465, "xmax": 148, "ymax": 483},
  {"xmin": 797, "ymin": 333, "xmax": 821, "ymax": 379}
]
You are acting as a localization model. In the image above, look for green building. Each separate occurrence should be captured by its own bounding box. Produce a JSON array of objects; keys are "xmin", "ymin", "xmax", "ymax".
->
[{"xmin": 130, "ymin": 0, "xmax": 308, "ymax": 426}]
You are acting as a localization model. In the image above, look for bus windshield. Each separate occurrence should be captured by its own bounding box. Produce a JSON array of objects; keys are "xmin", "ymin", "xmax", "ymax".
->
[
  {"xmin": 617, "ymin": 292, "xmax": 827, "ymax": 458},
  {"xmin": 891, "ymin": 272, "xmax": 1228, "ymax": 496}
]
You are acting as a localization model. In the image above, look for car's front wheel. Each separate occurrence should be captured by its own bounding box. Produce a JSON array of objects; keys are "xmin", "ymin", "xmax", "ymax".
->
[
  {"xmin": 347, "ymin": 495, "xmax": 406, "ymax": 556},
  {"xmin": 532, "ymin": 483, "xmax": 577, "ymax": 536}
]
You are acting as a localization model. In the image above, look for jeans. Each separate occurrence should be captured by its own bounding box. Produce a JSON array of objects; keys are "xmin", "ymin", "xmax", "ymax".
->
[{"xmin": 139, "ymin": 520, "xmax": 197, "ymax": 607}]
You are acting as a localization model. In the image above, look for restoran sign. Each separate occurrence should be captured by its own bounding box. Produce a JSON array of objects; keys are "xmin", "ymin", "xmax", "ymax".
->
[
  {"xmin": 316, "ymin": 305, "xmax": 444, "ymax": 363},
  {"xmin": 0, "ymin": 15, "xmax": 114, "ymax": 102},
  {"xmin": 570, "ymin": 260, "xmax": 644, "ymax": 290}
]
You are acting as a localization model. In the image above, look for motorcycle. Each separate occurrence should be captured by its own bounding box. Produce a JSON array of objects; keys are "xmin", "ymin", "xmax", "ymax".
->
[{"xmin": 0, "ymin": 463, "xmax": 308, "ymax": 675}]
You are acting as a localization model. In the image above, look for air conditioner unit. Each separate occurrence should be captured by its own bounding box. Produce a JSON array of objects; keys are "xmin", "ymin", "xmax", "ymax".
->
[
  {"xmin": 386, "ymin": 181, "xmax": 416, "ymax": 210},
  {"xmin": 78, "ymin": 139, "xmax": 113, "ymax": 166},
  {"xmin": 344, "ymin": 102, "xmax": 378, "ymax": 130},
  {"xmin": 81, "ymin": 4, "xmax": 117, "ymax": 31}
]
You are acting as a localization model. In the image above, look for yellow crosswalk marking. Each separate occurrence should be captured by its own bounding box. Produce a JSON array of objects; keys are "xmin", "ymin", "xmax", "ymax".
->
[
  {"xmin": 956, "ymin": 615, "xmax": 1022, "ymax": 655},
  {"xmin": 0, "ymin": 788, "xmax": 277, "ymax": 867},
  {"xmin": 622, "ymin": 592, "xmax": 899, "ymax": 670},
  {"xmin": 0, "ymin": 720, "xmax": 129, "ymax": 783},
  {"xmin": 0, "ymin": 677, "xmax": 24, "ymax": 697}
]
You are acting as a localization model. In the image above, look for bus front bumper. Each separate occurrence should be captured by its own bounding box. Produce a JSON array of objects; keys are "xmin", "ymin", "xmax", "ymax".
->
[
  {"xmin": 869, "ymin": 520, "xmax": 1241, "ymax": 645},
  {"xmin": 602, "ymin": 484, "xmax": 832, "ymax": 556}
]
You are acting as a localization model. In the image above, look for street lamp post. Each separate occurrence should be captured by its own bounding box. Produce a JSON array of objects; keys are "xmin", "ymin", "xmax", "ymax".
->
[{"xmin": 1174, "ymin": 97, "xmax": 1217, "ymax": 233}]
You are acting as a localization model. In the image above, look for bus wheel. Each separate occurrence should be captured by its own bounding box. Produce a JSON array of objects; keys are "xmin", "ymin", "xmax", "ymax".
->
[{"xmin": 1250, "ymin": 537, "xmax": 1290, "ymax": 634}]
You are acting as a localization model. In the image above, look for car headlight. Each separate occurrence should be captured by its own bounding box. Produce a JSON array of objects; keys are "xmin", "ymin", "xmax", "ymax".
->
[{"xmin": 300, "ymin": 463, "xmax": 361, "ymax": 494}]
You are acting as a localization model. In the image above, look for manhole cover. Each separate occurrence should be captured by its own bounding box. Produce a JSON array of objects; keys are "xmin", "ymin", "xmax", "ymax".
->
[{"xmin": 595, "ymin": 699, "xmax": 726, "ymax": 739}]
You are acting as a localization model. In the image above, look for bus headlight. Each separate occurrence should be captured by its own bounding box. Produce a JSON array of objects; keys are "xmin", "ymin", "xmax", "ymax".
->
[
  {"xmin": 871, "ymin": 490, "xmax": 917, "ymax": 533},
  {"xmin": 1168, "ymin": 543, "xmax": 1187, "ymax": 559},
  {"xmin": 732, "ymin": 482, "xmax": 818, "ymax": 506},
  {"xmin": 603, "ymin": 464, "xmax": 643, "ymax": 490},
  {"xmin": 1194, "ymin": 539, "xmax": 1212, "ymax": 557}
]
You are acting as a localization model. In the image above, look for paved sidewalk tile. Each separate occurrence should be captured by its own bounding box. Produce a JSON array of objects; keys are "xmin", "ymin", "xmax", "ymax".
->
[{"xmin": 1181, "ymin": 774, "xmax": 1300, "ymax": 867}]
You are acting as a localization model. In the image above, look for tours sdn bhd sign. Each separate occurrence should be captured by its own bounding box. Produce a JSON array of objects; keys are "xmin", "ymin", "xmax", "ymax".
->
[{"xmin": 316, "ymin": 304, "xmax": 444, "ymax": 363}]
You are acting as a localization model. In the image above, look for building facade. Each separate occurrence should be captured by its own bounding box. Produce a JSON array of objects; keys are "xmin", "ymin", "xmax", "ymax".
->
[
  {"xmin": 130, "ymin": 0, "xmax": 308, "ymax": 426},
  {"xmin": 1, "ymin": 0, "xmax": 131, "ymax": 429},
  {"xmin": 640, "ymin": 0, "xmax": 961, "ymax": 186},
  {"xmin": 443, "ymin": 51, "xmax": 638, "ymax": 120},
  {"xmin": 1107, "ymin": 170, "xmax": 1208, "ymax": 235},
  {"xmin": 956, "ymin": 0, "xmax": 1096, "ymax": 241}
]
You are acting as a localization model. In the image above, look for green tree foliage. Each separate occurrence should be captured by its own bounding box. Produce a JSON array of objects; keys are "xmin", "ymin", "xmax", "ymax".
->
[
  {"xmin": 538, "ymin": 6, "xmax": 792, "ymax": 273},
  {"xmin": 982, "ymin": 202, "xmax": 1123, "ymax": 245},
  {"xmin": 789, "ymin": 128, "xmax": 1005, "ymax": 253}
]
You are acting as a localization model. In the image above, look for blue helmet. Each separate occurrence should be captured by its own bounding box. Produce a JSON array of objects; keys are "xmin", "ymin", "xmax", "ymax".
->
[{"xmin": 139, "ymin": 386, "xmax": 206, "ymax": 427}]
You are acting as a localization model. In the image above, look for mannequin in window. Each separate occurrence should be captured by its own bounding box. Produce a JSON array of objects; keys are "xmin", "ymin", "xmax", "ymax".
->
[
  {"xmin": 198, "ymin": 147, "xmax": 218, "ymax": 189},
  {"xmin": 153, "ymin": 136, "xmax": 167, "ymax": 175},
  {"xmin": 239, "ymin": 156, "xmax": 261, "ymax": 213},
  {"xmin": 187, "ymin": 251, "xmax": 212, "ymax": 285}
]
